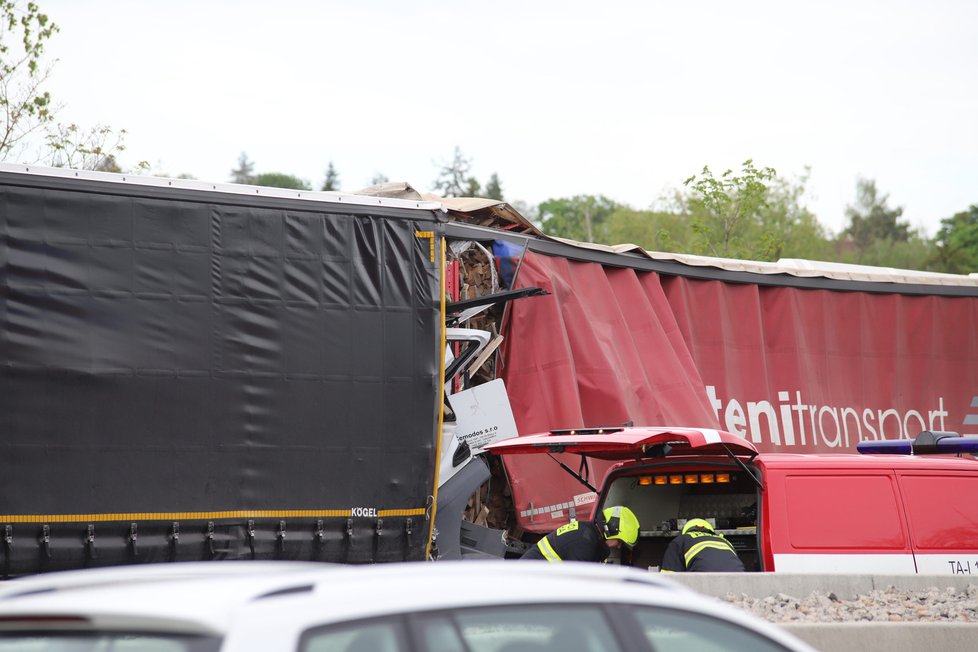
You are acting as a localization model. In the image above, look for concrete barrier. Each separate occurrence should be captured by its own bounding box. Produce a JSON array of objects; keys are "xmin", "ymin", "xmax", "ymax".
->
[
  {"xmin": 780, "ymin": 622, "xmax": 978, "ymax": 652},
  {"xmin": 666, "ymin": 574, "xmax": 978, "ymax": 652},
  {"xmin": 666, "ymin": 572, "xmax": 978, "ymax": 600}
]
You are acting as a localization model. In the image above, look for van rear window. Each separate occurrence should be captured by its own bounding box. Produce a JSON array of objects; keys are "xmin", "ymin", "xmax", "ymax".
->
[
  {"xmin": 784, "ymin": 475, "xmax": 906, "ymax": 549},
  {"xmin": 899, "ymin": 474, "xmax": 978, "ymax": 550}
]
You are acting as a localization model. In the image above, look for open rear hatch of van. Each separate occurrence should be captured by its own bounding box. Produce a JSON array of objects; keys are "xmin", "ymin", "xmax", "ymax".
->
[
  {"xmin": 486, "ymin": 427, "xmax": 765, "ymax": 571},
  {"xmin": 486, "ymin": 426, "xmax": 760, "ymax": 490},
  {"xmin": 486, "ymin": 426, "xmax": 758, "ymax": 460}
]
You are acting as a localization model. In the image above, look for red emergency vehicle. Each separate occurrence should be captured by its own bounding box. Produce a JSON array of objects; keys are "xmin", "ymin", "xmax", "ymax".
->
[{"xmin": 486, "ymin": 427, "xmax": 978, "ymax": 574}]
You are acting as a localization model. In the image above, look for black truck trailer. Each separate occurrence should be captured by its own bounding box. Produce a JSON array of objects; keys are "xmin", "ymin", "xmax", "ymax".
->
[{"xmin": 0, "ymin": 164, "xmax": 449, "ymax": 575}]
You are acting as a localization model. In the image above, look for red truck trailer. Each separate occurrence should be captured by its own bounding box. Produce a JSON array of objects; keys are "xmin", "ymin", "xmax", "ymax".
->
[{"xmin": 477, "ymin": 236, "xmax": 978, "ymax": 542}]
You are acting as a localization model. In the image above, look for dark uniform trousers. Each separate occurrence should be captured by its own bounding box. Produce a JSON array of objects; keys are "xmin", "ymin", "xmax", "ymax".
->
[
  {"xmin": 660, "ymin": 529, "xmax": 745, "ymax": 572},
  {"xmin": 520, "ymin": 520, "xmax": 610, "ymax": 562}
]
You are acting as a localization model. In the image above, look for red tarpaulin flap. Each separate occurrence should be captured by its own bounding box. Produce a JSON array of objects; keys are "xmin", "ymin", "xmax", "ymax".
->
[{"xmin": 499, "ymin": 252, "xmax": 720, "ymax": 532}]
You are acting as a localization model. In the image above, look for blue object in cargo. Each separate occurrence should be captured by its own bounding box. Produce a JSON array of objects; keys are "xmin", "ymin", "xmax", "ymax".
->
[{"xmin": 493, "ymin": 240, "xmax": 524, "ymax": 289}]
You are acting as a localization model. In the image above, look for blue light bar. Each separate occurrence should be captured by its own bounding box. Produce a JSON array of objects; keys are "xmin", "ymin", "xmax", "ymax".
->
[
  {"xmin": 857, "ymin": 440, "xmax": 913, "ymax": 455},
  {"xmin": 856, "ymin": 439, "xmax": 913, "ymax": 455},
  {"xmin": 857, "ymin": 431, "xmax": 978, "ymax": 456}
]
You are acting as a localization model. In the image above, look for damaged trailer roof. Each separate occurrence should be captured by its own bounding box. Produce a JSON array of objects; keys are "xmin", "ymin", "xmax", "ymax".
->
[{"xmin": 443, "ymin": 221, "xmax": 978, "ymax": 297}]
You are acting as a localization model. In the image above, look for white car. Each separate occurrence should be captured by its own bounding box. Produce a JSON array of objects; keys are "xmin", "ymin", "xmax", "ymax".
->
[{"xmin": 0, "ymin": 561, "xmax": 817, "ymax": 652}]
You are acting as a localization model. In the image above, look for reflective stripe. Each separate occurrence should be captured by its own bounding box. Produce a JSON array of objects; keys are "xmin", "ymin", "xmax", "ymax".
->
[
  {"xmin": 684, "ymin": 540, "xmax": 736, "ymax": 567},
  {"xmin": 555, "ymin": 520, "xmax": 580, "ymax": 536},
  {"xmin": 537, "ymin": 536, "xmax": 562, "ymax": 562},
  {"xmin": 773, "ymin": 553, "xmax": 917, "ymax": 574}
]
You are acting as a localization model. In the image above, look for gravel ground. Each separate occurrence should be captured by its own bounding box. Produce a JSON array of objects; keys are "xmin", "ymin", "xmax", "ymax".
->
[{"xmin": 721, "ymin": 585, "xmax": 978, "ymax": 623}]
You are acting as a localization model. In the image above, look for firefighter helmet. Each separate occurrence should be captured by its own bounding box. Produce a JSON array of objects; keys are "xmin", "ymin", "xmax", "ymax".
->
[
  {"xmin": 682, "ymin": 518, "xmax": 715, "ymax": 535},
  {"xmin": 601, "ymin": 506, "xmax": 639, "ymax": 547}
]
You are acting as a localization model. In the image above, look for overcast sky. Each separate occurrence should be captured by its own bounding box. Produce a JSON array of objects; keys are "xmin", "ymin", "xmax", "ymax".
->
[{"xmin": 35, "ymin": 0, "xmax": 978, "ymax": 237}]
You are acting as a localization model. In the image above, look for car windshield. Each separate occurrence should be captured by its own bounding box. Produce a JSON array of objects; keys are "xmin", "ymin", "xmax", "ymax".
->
[{"xmin": 0, "ymin": 633, "xmax": 221, "ymax": 652}]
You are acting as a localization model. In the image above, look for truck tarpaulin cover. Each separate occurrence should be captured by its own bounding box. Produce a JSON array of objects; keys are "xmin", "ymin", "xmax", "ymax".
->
[
  {"xmin": 501, "ymin": 251, "xmax": 978, "ymax": 533},
  {"xmin": 0, "ymin": 175, "xmax": 441, "ymax": 574}
]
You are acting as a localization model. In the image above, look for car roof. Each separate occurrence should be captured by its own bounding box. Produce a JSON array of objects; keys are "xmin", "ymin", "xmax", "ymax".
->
[
  {"xmin": 0, "ymin": 561, "xmax": 320, "ymax": 598},
  {"xmin": 0, "ymin": 562, "xmax": 337, "ymax": 635},
  {"xmin": 0, "ymin": 561, "xmax": 816, "ymax": 651}
]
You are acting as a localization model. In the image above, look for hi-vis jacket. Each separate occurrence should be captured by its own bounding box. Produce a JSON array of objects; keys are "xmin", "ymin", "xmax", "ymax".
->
[
  {"xmin": 521, "ymin": 520, "xmax": 610, "ymax": 562},
  {"xmin": 660, "ymin": 527, "xmax": 745, "ymax": 572}
]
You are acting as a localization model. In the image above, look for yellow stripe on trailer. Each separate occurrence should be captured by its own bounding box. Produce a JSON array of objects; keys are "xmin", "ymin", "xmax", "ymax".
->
[{"xmin": 0, "ymin": 508, "xmax": 427, "ymax": 523}]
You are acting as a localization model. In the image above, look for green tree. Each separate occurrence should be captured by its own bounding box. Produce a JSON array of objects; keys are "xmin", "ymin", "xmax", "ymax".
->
[
  {"xmin": 321, "ymin": 161, "xmax": 339, "ymax": 191},
  {"xmin": 230, "ymin": 152, "xmax": 255, "ymax": 184},
  {"xmin": 485, "ymin": 173, "xmax": 503, "ymax": 201},
  {"xmin": 45, "ymin": 122, "xmax": 138, "ymax": 171},
  {"xmin": 538, "ymin": 194, "xmax": 621, "ymax": 243},
  {"xmin": 369, "ymin": 172, "xmax": 388, "ymax": 186},
  {"xmin": 592, "ymin": 170, "xmax": 833, "ymax": 262},
  {"xmin": 432, "ymin": 146, "xmax": 472, "ymax": 197},
  {"xmin": 930, "ymin": 205, "xmax": 978, "ymax": 273},
  {"xmin": 0, "ymin": 0, "xmax": 58, "ymax": 160},
  {"xmin": 431, "ymin": 147, "xmax": 504, "ymax": 198},
  {"xmin": 683, "ymin": 159, "xmax": 777, "ymax": 258},
  {"xmin": 755, "ymin": 170, "xmax": 832, "ymax": 261},
  {"xmin": 2, "ymin": 2, "xmax": 132, "ymax": 169},
  {"xmin": 252, "ymin": 172, "xmax": 310, "ymax": 190},
  {"xmin": 603, "ymin": 207, "xmax": 692, "ymax": 252},
  {"xmin": 841, "ymin": 178, "xmax": 910, "ymax": 252},
  {"xmin": 835, "ymin": 236, "xmax": 936, "ymax": 271},
  {"xmin": 462, "ymin": 176, "xmax": 481, "ymax": 197}
]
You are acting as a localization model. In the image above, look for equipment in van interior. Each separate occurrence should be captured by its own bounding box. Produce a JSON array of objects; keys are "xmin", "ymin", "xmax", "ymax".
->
[
  {"xmin": 605, "ymin": 471, "xmax": 761, "ymax": 570},
  {"xmin": 486, "ymin": 427, "xmax": 764, "ymax": 570}
]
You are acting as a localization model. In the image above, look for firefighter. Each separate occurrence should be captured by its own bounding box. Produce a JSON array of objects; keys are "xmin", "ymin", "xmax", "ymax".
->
[
  {"xmin": 520, "ymin": 505, "xmax": 639, "ymax": 562},
  {"xmin": 660, "ymin": 518, "xmax": 745, "ymax": 572}
]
